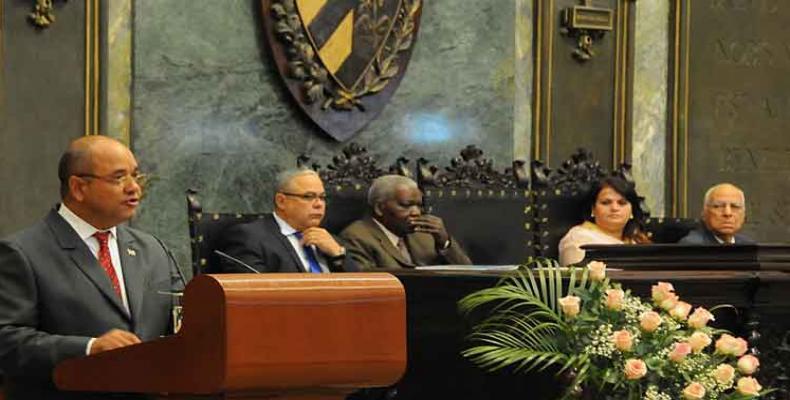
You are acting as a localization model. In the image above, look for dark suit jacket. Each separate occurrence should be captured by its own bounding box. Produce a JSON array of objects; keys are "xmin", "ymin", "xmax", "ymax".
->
[
  {"xmin": 340, "ymin": 217, "xmax": 472, "ymax": 270},
  {"xmin": 217, "ymin": 213, "xmax": 357, "ymax": 273},
  {"xmin": 0, "ymin": 208, "xmax": 182, "ymax": 400},
  {"xmin": 678, "ymin": 225, "xmax": 755, "ymax": 245}
]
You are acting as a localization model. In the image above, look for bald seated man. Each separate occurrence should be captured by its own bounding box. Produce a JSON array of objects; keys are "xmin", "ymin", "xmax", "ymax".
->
[
  {"xmin": 0, "ymin": 136, "xmax": 183, "ymax": 399},
  {"xmin": 341, "ymin": 175, "xmax": 472, "ymax": 269},
  {"xmin": 679, "ymin": 183, "xmax": 755, "ymax": 245},
  {"xmin": 218, "ymin": 169, "xmax": 358, "ymax": 273}
]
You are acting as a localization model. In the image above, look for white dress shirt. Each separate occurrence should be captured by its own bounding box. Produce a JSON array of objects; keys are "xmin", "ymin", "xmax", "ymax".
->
[
  {"xmin": 272, "ymin": 212, "xmax": 329, "ymax": 273},
  {"xmin": 58, "ymin": 204, "xmax": 130, "ymax": 354}
]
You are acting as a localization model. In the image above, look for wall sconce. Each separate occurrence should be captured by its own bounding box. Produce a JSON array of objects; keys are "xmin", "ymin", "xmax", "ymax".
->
[{"xmin": 560, "ymin": 0, "xmax": 613, "ymax": 62}]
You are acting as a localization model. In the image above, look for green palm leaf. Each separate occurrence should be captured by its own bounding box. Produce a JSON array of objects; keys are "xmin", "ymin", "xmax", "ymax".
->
[{"xmin": 458, "ymin": 258, "xmax": 591, "ymax": 384}]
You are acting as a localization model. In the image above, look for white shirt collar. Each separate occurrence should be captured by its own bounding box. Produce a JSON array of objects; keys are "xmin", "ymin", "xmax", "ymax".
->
[
  {"xmin": 372, "ymin": 218, "xmax": 402, "ymax": 248},
  {"xmin": 713, "ymin": 233, "xmax": 735, "ymax": 244},
  {"xmin": 272, "ymin": 211, "xmax": 298, "ymax": 237},
  {"xmin": 58, "ymin": 203, "xmax": 118, "ymax": 240}
]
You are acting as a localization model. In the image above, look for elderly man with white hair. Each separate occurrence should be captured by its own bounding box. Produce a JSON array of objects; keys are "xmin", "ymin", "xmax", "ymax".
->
[
  {"xmin": 679, "ymin": 183, "xmax": 755, "ymax": 245},
  {"xmin": 340, "ymin": 175, "xmax": 471, "ymax": 269}
]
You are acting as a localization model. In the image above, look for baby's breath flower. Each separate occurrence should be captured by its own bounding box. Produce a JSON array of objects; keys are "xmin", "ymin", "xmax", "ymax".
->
[
  {"xmin": 582, "ymin": 324, "xmax": 615, "ymax": 358},
  {"xmin": 644, "ymin": 385, "xmax": 671, "ymax": 400}
]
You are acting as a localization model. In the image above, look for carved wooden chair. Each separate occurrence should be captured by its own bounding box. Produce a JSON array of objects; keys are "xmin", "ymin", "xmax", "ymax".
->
[
  {"xmin": 186, "ymin": 189, "xmax": 266, "ymax": 275},
  {"xmin": 186, "ymin": 144, "xmax": 404, "ymax": 276},
  {"xmin": 417, "ymin": 145, "xmax": 535, "ymax": 265}
]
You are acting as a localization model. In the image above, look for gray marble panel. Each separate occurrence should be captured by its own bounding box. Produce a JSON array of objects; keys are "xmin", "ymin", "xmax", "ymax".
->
[
  {"xmin": 631, "ymin": 0, "xmax": 669, "ymax": 216},
  {"xmin": 131, "ymin": 0, "xmax": 517, "ymax": 274}
]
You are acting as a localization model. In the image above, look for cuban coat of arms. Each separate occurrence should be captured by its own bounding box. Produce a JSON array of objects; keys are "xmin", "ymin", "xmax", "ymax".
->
[{"xmin": 261, "ymin": 0, "xmax": 423, "ymax": 141}]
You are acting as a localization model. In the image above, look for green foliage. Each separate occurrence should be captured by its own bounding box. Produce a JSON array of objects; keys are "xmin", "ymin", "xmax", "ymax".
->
[{"xmin": 458, "ymin": 258, "xmax": 774, "ymax": 400}]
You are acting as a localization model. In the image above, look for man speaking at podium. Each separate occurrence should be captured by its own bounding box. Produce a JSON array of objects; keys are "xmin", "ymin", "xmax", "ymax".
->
[{"xmin": 0, "ymin": 136, "xmax": 182, "ymax": 399}]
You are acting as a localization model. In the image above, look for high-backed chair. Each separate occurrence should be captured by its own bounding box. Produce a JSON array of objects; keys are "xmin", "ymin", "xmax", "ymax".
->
[
  {"xmin": 645, "ymin": 217, "xmax": 698, "ymax": 243},
  {"xmin": 417, "ymin": 145, "xmax": 535, "ymax": 265},
  {"xmin": 186, "ymin": 144, "xmax": 403, "ymax": 276},
  {"xmin": 186, "ymin": 189, "xmax": 266, "ymax": 275}
]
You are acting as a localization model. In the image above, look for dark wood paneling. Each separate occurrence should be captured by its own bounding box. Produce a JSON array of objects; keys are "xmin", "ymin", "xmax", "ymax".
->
[
  {"xmin": 533, "ymin": 0, "xmax": 635, "ymax": 169},
  {"xmin": 0, "ymin": 1, "xmax": 90, "ymax": 236},
  {"xmin": 671, "ymin": 0, "xmax": 790, "ymax": 242}
]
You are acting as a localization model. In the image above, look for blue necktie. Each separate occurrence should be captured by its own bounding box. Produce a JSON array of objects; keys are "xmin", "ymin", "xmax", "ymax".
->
[{"xmin": 293, "ymin": 232, "xmax": 322, "ymax": 273}]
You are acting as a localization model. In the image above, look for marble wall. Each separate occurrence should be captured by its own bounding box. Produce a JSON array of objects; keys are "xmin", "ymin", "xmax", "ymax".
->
[
  {"xmin": 631, "ymin": 0, "xmax": 669, "ymax": 218},
  {"xmin": 129, "ymin": 0, "xmax": 523, "ymax": 272},
  {"xmin": 121, "ymin": 0, "xmax": 671, "ymax": 272}
]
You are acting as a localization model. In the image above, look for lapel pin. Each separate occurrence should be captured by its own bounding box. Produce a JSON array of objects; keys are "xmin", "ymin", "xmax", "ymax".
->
[{"xmin": 127, "ymin": 248, "xmax": 137, "ymax": 257}]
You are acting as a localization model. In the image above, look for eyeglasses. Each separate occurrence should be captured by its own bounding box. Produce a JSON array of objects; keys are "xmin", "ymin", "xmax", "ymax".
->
[
  {"xmin": 279, "ymin": 191, "xmax": 328, "ymax": 203},
  {"xmin": 706, "ymin": 201, "xmax": 744, "ymax": 212},
  {"xmin": 77, "ymin": 172, "xmax": 148, "ymax": 187}
]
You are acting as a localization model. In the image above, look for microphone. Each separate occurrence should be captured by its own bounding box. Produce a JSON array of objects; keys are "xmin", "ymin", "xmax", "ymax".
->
[
  {"xmin": 153, "ymin": 236, "xmax": 189, "ymax": 289},
  {"xmin": 214, "ymin": 250, "xmax": 262, "ymax": 274},
  {"xmin": 153, "ymin": 236, "xmax": 188, "ymax": 335}
]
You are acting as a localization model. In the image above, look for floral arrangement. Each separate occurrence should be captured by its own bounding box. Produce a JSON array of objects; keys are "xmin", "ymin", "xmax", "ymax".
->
[{"xmin": 458, "ymin": 258, "xmax": 773, "ymax": 400}]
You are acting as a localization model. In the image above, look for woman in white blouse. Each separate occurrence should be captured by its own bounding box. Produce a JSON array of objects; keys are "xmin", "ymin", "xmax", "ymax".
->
[{"xmin": 558, "ymin": 176, "xmax": 650, "ymax": 266}]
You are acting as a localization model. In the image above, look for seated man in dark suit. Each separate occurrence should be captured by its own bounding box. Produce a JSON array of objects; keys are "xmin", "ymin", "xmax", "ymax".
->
[
  {"xmin": 0, "ymin": 136, "xmax": 182, "ymax": 399},
  {"xmin": 218, "ymin": 169, "xmax": 356, "ymax": 273},
  {"xmin": 341, "ymin": 175, "xmax": 472, "ymax": 269},
  {"xmin": 679, "ymin": 183, "xmax": 755, "ymax": 245}
]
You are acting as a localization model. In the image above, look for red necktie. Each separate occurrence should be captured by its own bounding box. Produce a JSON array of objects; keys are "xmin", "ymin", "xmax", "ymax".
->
[{"xmin": 94, "ymin": 231, "xmax": 122, "ymax": 299}]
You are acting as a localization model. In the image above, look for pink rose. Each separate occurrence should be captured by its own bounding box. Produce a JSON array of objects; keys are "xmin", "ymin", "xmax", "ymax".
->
[
  {"xmin": 715, "ymin": 334, "xmax": 748, "ymax": 357},
  {"xmin": 670, "ymin": 301, "xmax": 692, "ymax": 320},
  {"xmin": 587, "ymin": 261, "xmax": 607, "ymax": 282},
  {"xmin": 639, "ymin": 311, "xmax": 662, "ymax": 333},
  {"xmin": 669, "ymin": 342, "xmax": 692, "ymax": 363},
  {"xmin": 688, "ymin": 331, "xmax": 711, "ymax": 353},
  {"xmin": 558, "ymin": 295, "xmax": 581, "ymax": 318},
  {"xmin": 623, "ymin": 359, "xmax": 647, "ymax": 380},
  {"xmin": 687, "ymin": 307, "xmax": 715, "ymax": 329},
  {"xmin": 713, "ymin": 364, "xmax": 735, "ymax": 385},
  {"xmin": 737, "ymin": 377, "xmax": 763, "ymax": 396},
  {"xmin": 737, "ymin": 354, "xmax": 760, "ymax": 375},
  {"xmin": 605, "ymin": 289, "xmax": 625, "ymax": 311},
  {"xmin": 651, "ymin": 282, "xmax": 675, "ymax": 303},
  {"xmin": 659, "ymin": 293, "xmax": 679, "ymax": 311},
  {"xmin": 682, "ymin": 382, "xmax": 706, "ymax": 400},
  {"xmin": 612, "ymin": 330, "xmax": 633, "ymax": 352}
]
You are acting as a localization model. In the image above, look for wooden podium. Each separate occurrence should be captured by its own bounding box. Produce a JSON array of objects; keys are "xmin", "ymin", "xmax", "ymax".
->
[{"xmin": 54, "ymin": 273, "xmax": 407, "ymax": 399}]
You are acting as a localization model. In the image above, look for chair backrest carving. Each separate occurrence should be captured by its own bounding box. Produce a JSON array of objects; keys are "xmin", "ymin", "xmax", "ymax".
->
[
  {"xmin": 417, "ymin": 145, "xmax": 529, "ymax": 190},
  {"xmin": 416, "ymin": 146, "xmax": 535, "ymax": 264}
]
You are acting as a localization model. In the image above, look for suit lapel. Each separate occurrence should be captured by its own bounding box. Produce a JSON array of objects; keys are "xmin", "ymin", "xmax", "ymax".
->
[
  {"xmin": 265, "ymin": 215, "xmax": 307, "ymax": 272},
  {"xmin": 117, "ymin": 226, "xmax": 143, "ymax": 325},
  {"xmin": 46, "ymin": 210, "xmax": 130, "ymax": 320},
  {"xmin": 366, "ymin": 218, "xmax": 413, "ymax": 267}
]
